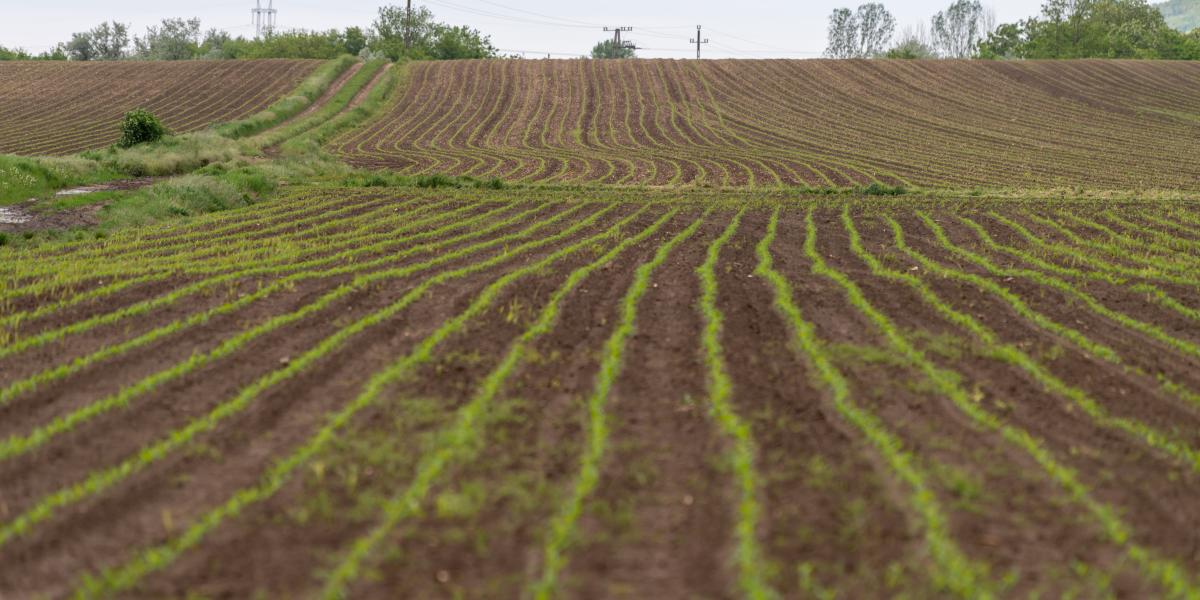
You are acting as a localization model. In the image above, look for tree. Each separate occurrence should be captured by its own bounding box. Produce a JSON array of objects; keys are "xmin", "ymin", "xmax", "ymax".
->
[
  {"xmin": 64, "ymin": 32, "xmax": 98, "ymax": 61},
  {"xmin": 344, "ymin": 27, "xmax": 368, "ymax": 56},
  {"xmin": 931, "ymin": 0, "xmax": 988, "ymax": 58},
  {"xmin": 134, "ymin": 18, "xmax": 201, "ymax": 60},
  {"xmin": 825, "ymin": 8, "xmax": 859, "ymax": 58},
  {"xmin": 856, "ymin": 4, "xmax": 898, "ymax": 57},
  {"xmin": 885, "ymin": 23, "xmax": 937, "ymax": 58},
  {"xmin": 825, "ymin": 4, "xmax": 896, "ymax": 58},
  {"xmin": 91, "ymin": 22, "xmax": 131, "ymax": 60},
  {"xmin": 980, "ymin": 0, "xmax": 1200, "ymax": 59},
  {"xmin": 591, "ymin": 39, "xmax": 637, "ymax": 59},
  {"xmin": 429, "ymin": 25, "xmax": 497, "ymax": 59},
  {"xmin": 372, "ymin": 4, "xmax": 439, "ymax": 59}
]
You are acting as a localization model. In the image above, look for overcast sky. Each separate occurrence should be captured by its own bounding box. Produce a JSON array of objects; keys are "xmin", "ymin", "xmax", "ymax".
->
[{"xmin": 1, "ymin": 0, "xmax": 1048, "ymax": 58}]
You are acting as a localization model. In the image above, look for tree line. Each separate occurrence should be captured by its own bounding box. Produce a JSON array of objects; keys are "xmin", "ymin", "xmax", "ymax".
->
[
  {"xmin": 0, "ymin": 4, "xmax": 497, "ymax": 61},
  {"xmin": 826, "ymin": 0, "xmax": 1200, "ymax": 59}
]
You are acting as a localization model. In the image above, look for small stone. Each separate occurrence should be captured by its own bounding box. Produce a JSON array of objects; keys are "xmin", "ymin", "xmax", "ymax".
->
[
  {"xmin": 682, "ymin": 494, "xmax": 694, "ymax": 506},
  {"xmin": 279, "ymin": 356, "xmax": 291, "ymax": 365},
  {"xmin": 436, "ymin": 570, "xmax": 451, "ymax": 584}
]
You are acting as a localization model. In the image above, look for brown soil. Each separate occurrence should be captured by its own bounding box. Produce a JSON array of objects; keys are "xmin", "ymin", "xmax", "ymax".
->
[{"xmin": 4, "ymin": 191, "xmax": 1200, "ymax": 598}]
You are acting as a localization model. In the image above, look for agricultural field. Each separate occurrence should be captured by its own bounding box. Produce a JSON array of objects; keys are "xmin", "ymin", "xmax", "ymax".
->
[
  {"xmin": 332, "ymin": 59, "xmax": 1200, "ymax": 190},
  {"xmin": 2, "ymin": 187, "xmax": 1200, "ymax": 598},
  {"xmin": 0, "ymin": 59, "xmax": 321, "ymax": 156}
]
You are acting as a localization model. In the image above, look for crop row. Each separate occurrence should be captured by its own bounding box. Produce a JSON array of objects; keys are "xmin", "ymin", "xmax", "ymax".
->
[
  {"xmin": 2, "ymin": 190, "xmax": 1199, "ymax": 597},
  {"xmin": 329, "ymin": 59, "xmax": 1200, "ymax": 190},
  {"xmin": 0, "ymin": 60, "xmax": 321, "ymax": 156}
]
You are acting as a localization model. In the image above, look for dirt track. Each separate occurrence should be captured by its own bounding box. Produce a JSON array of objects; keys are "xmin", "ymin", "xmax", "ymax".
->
[{"xmin": 2, "ymin": 188, "xmax": 1200, "ymax": 598}]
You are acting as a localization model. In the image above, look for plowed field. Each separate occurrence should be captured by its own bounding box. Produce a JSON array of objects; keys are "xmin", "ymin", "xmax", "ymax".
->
[
  {"xmin": 3, "ymin": 188, "xmax": 1200, "ymax": 598},
  {"xmin": 0, "ymin": 59, "xmax": 321, "ymax": 156},
  {"xmin": 332, "ymin": 59, "xmax": 1200, "ymax": 190}
]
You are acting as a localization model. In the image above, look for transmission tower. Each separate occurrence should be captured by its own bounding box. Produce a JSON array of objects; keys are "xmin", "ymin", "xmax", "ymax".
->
[
  {"xmin": 690, "ymin": 25, "xmax": 710, "ymax": 59},
  {"xmin": 602, "ymin": 26, "xmax": 636, "ymax": 58},
  {"xmin": 252, "ymin": 0, "xmax": 277, "ymax": 38}
]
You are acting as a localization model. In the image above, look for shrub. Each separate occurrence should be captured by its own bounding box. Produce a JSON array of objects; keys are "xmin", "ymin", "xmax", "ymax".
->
[
  {"xmin": 861, "ymin": 182, "xmax": 907, "ymax": 196},
  {"xmin": 118, "ymin": 109, "xmax": 168, "ymax": 148}
]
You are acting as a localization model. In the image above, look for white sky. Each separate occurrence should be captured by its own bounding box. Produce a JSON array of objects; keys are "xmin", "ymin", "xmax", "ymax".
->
[{"xmin": 0, "ymin": 0, "xmax": 1047, "ymax": 58}]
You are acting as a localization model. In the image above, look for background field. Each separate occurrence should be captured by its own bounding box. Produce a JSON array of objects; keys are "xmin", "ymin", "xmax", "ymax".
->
[
  {"xmin": 332, "ymin": 59, "xmax": 1200, "ymax": 190},
  {"xmin": 2, "ymin": 188, "xmax": 1200, "ymax": 597},
  {"xmin": 0, "ymin": 59, "xmax": 320, "ymax": 156}
]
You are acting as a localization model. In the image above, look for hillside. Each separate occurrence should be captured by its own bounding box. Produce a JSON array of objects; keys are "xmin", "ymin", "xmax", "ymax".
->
[
  {"xmin": 334, "ymin": 59, "xmax": 1200, "ymax": 190},
  {"xmin": 1159, "ymin": 0, "xmax": 1200, "ymax": 31},
  {"xmin": 0, "ymin": 59, "xmax": 321, "ymax": 156}
]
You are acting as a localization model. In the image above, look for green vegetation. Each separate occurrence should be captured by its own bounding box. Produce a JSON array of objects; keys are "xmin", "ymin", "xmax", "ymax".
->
[
  {"xmin": 982, "ymin": 0, "xmax": 1200, "ymax": 59},
  {"xmin": 215, "ymin": 55, "xmax": 358, "ymax": 139},
  {"xmin": 0, "ymin": 155, "xmax": 120, "ymax": 205},
  {"xmin": 693, "ymin": 209, "xmax": 776, "ymax": 599},
  {"xmin": 325, "ymin": 208, "xmax": 688, "ymax": 599}
]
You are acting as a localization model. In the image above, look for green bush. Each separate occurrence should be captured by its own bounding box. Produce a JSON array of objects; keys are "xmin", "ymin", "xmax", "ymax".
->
[
  {"xmin": 861, "ymin": 182, "xmax": 907, "ymax": 196},
  {"xmin": 118, "ymin": 109, "xmax": 168, "ymax": 148}
]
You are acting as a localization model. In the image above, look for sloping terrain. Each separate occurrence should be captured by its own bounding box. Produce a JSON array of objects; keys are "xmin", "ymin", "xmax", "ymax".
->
[
  {"xmin": 1159, "ymin": 0, "xmax": 1200, "ymax": 31},
  {"xmin": 0, "ymin": 59, "xmax": 321, "ymax": 156},
  {"xmin": 333, "ymin": 59, "xmax": 1200, "ymax": 190},
  {"xmin": 2, "ymin": 187, "xmax": 1200, "ymax": 597}
]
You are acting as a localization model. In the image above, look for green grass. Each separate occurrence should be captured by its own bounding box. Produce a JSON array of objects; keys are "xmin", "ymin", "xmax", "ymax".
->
[
  {"xmin": 0, "ymin": 155, "xmax": 121, "ymax": 205},
  {"xmin": 214, "ymin": 55, "xmax": 359, "ymax": 139}
]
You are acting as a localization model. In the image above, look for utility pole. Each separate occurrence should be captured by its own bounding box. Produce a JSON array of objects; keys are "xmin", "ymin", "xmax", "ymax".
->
[
  {"xmin": 602, "ymin": 26, "xmax": 636, "ymax": 58},
  {"xmin": 690, "ymin": 25, "xmax": 710, "ymax": 59},
  {"xmin": 405, "ymin": 0, "xmax": 412, "ymax": 50},
  {"xmin": 251, "ymin": 0, "xmax": 277, "ymax": 39}
]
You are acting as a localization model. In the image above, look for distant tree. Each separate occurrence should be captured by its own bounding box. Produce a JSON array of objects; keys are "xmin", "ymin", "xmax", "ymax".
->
[
  {"xmin": 825, "ymin": 8, "xmax": 859, "ymax": 58},
  {"xmin": 134, "ymin": 18, "xmax": 201, "ymax": 60},
  {"xmin": 343, "ymin": 27, "xmax": 368, "ymax": 56},
  {"xmin": 0, "ymin": 45, "xmax": 32, "ymax": 60},
  {"xmin": 429, "ymin": 25, "xmax": 496, "ymax": 59},
  {"xmin": 64, "ymin": 32, "xmax": 99, "ymax": 61},
  {"xmin": 825, "ymin": 4, "xmax": 896, "ymax": 58},
  {"xmin": 931, "ymin": 0, "xmax": 989, "ymax": 57},
  {"xmin": 372, "ymin": 4, "xmax": 439, "ymax": 59},
  {"xmin": 91, "ymin": 22, "xmax": 131, "ymax": 60},
  {"xmin": 590, "ymin": 39, "xmax": 637, "ymax": 59},
  {"xmin": 856, "ymin": 4, "xmax": 898, "ymax": 56},
  {"xmin": 980, "ymin": 0, "xmax": 1200, "ymax": 59},
  {"xmin": 885, "ymin": 22, "xmax": 937, "ymax": 58},
  {"xmin": 199, "ymin": 29, "xmax": 236, "ymax": 59}
]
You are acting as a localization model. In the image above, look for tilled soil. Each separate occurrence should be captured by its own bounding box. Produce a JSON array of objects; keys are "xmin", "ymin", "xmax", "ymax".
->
[{"xmin": 3, "ymin": 189, "xmax": 1200, "ymax": 598}]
